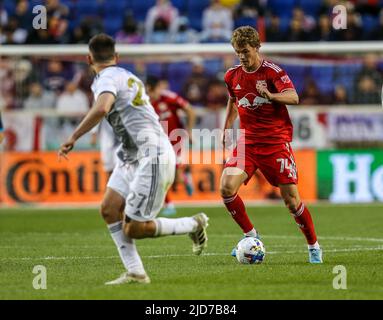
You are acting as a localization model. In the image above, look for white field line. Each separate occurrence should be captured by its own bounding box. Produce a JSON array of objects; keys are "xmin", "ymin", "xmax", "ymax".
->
[
  {"xmin": 1, "ymin": 201, "xmax": 383, "ymax": 210},
  {"xmin": 1, "ymin": 233, "xmax": 383, "ymax": 243},
  {"xmin": 1, "ymin": 246, "xmax": 382, "ymax": 262}
]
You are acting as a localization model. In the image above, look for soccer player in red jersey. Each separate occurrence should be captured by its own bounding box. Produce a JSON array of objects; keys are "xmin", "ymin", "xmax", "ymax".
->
[
  {"xmin": 220, "ymin": 26, "xmax": 322, "ymax": 263},
  {"xmin": 146, "ymin": 76, "xmax": 196, "ymax": 216}
]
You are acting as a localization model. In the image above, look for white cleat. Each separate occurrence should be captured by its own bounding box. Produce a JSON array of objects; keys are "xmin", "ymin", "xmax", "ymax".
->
[
  {"xmin": 189, "ymin": 213, "xmax": 209, "ymax": 255},
  {"xmin": 105, "ymin": 272, "xmax": 151, "ymax": 285}
]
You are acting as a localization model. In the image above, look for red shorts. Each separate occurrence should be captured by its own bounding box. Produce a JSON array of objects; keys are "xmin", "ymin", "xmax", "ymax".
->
[{"xmin": 224, "ymin": 142, "xmax": 298, "ymax": 187}]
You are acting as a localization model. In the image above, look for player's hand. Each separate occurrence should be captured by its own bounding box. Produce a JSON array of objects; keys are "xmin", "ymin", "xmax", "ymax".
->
[
  {"xmin": 58, "ymin": 137, "xmax": 76, "ymax": 161},
  {"xmin": 256, "ymin": 83, "xmax": 273, "ymax": 101}
]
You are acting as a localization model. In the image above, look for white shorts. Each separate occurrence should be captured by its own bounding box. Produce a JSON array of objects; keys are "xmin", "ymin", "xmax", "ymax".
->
[{"xmin": 107, "ymin": 148, "xmax": 176, "ymax": 222}]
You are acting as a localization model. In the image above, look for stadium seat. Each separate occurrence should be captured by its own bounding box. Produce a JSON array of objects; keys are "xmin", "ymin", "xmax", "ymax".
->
[
  {"xmin": 204, "ymin": 59, "xmax": 223, "ymax": 76},
  {"xmin": 361, "ymin": 15, "xmax": 379, "ymax": 33},
  {"xmin": 187, "ymin": 0, "xmax": 210, "ymax": 31},
  {"xmin": 103, "ymin": 17, "xmax": 123, "ymax": 36},
  {"xmin": 268, "ymin": 0, "xmax": 297, "ymax": 18},
  {"xmin": 168, "ymin": 62, "xmax": 193, "ymax": 93},
  {"xmin": 146, "ymin": 63, "xmax": 166, "ymax": 79},
  {"xmin": 130, "ymin": 0, "xmax": 155, "ymax": 21},
  {"xmin": 280, "ymin": 64, "xmax": 307, "ymax": 94},
  {"xmin": 333, "ymin": 63, "xmax": 363, "ymax": 93},
  {"xmin": 234, "ymin": 17, "xmax": 257, "ymax": 29},
  {"xmin": 298, "ymin": 0, "xmax": 321, "ymax": 17},
  {"xmin": 311, "ymin": 65, "xmax": 334, "ymax": 94},
  {"xmin": 171, "ymin": 0, "xmax": 187, "ymax": 14}
]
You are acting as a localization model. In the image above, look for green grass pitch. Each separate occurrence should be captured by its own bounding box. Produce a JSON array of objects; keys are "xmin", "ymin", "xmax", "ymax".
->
[{"xmin": 0, "ymin": 204, "xmax": 382, "ymax": 300}]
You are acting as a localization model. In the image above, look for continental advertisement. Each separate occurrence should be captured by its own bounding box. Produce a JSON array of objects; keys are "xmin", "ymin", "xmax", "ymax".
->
[{"xmin": 0, "ymin": 150, "xmax": 317, "ymax": 205}]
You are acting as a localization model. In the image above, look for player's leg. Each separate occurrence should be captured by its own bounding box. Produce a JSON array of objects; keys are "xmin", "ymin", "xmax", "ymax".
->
[
  {"xmin": 103, "ymin": 163, "xmax": 149, "ymax": 284},
  {"xmin": 123, "ymin": 151, "xmax": 208, "ymax": 255},
  {"xmin": 182, "ymin": 165, "xmax": 194, "ymax": 196},
  {"xmin": 161, "ymin": 165, "xmax": 179, "ymax": 216},
  {"xmin": 220, "ymin": 163, "xmax": 259, "ymax": 238},
  {"xmin": 279, "ymin": 184, "xmax": 322, "ymax": 263},
  {"xmin": 256, "ymin": 143, "xmax": 322, "ymax": 263}
]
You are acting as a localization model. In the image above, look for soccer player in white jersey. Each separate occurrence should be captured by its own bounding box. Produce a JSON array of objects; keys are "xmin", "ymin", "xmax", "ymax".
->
[{"xmin": 58, "ymin": 34, "xmax": 209, "ymax": 284}]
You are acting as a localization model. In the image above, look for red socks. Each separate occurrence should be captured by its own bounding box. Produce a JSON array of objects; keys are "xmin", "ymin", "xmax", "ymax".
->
[
  {"xmin": 223, "ymin": 194, "xmax": 254, "ymax": 233},
  {"xmin": 291, "ymin": 203, "xmax": 317, "ymax": 245}
]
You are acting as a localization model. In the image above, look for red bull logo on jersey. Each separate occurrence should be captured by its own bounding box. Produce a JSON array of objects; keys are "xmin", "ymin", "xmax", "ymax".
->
[{"xmin": 237, "ymin": 93, "xmax": 271, "ymax": 110}]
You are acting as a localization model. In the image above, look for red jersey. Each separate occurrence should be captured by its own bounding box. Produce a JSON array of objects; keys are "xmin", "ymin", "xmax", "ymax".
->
[
  {"xmin": 151, "ymin": 90, "xmax": 188, "ymax": 145},
  {"xmin": 224, "ymin": 60, "xmax": 295, "ymax": 145}
]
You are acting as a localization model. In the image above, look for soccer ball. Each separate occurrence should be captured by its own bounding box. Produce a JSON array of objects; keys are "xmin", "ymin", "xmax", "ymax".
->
[{"xmin": 235, "ymin": 237, "xmax": 266, "ymax": 264}]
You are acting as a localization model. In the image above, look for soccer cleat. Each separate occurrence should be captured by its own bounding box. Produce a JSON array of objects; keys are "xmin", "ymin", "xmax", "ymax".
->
[
  {"xmin": 105, "ymin": 272, "xmax": 151, "ymax": 285},
  {"xmin": 231, "ymin": 233, "xmax": 261, "ymax": 257},
  {"xmin": 189, "ymin": 213, "xmax": 209, "ymax": 255},
  {"xmin": 308, "ymin": 248, "xmax": 323, "ymax": 264}
]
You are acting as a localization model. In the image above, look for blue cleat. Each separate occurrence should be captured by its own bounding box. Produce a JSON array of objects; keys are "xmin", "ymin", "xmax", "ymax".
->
[
  {"xmin": 231, "ymin": 233, "xmax": 261, "ymax": 257},
  {"xmin": 309, "ymin": 248, "xmax": 323, "ymax": 264}
]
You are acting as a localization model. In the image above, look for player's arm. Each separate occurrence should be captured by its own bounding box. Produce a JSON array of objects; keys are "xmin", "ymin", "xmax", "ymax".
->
[
  {"xmin": 0, "ymin": 113, "xmax": 4, "ymax": 144},
  {"xmin": 58, "ymin": 92, "xmax": 115, "ymax": 159},
  {"xmin": 183, "ymin": 103, "xmax": 196, "ymax": 143},
  {"xmin": 258, "ymin": 87, "xmax": 299, "ymax": 105},
  {"xmin": 222, "ymin": 96, "xmax": 237, "ymax": 148}
]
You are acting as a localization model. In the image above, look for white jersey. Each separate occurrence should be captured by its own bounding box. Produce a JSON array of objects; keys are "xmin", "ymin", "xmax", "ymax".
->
[{"xmin": 91, "ymin": 66, "xmax": 169, "ymax": 163}]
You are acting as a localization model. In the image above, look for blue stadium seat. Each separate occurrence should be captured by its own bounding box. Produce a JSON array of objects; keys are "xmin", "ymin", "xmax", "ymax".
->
[
  {"xmin": 311, "ymin": 65, "xmax": 334, "ymax": 94},
  {"xmin": 280, "ymin": 64, "xmax": 307, "ymax": 94},
  {"xmin": 172, "ymin": 0, "xmax": 187, "ymax": 14},
  {"xmin": 187, "ymin": 0, "xmax": 210, "ymax": 30},
  {"xmin": 333, "ymin": 63, "xmax": 363, "ymax": 93},
  {"xmin": 3, "ymin": 0, "xmax": 15, "ymax": 14},
  {"xmin": 268, "ymin": 0, "xmax": 297, "ymax": 18},
  {"xmin": 130, "ymin": 0, "xmax": 155, "ymax": 21},
  {"xmin": 146, "ymin": 63, "xmax": 166, "ymax": 79},
  {"xmin": 361, "ymin": 15, "xmax": 379, "ymax": 33},
  {"xmin": 168, "ymin": 62, "xmax": 193, "ymax": 93},
  {"xmin": 234, "ymin": 17, "xmax": 257, "ymax": 29},
  {"xmin": 204, "ymin": 59, "xmax": 223, "ymax": 76},
  {"xmin": 298, "ymin": 0, "xmax": 321, "ymax": 17},
  {"xmin": 119, "ymin": 63, "xmax": 136, "ymax": 74},
  {"xmin": 104, "ymin": 1, "xmax": 126, "ymax": 14},
  {"xmin": 104, "ymin": 17, "xmax": 123, "ymax": 35}
]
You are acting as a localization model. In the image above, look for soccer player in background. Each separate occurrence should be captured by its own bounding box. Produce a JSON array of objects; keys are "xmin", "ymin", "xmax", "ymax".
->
[
  {"xmin": 220, "ymin": 26, "xmax": 322, "ymax": 263},
  {"xmin": 0, "ymin": 113, "xmax": 4, "ymax": 144},
  {"xmin": 59, "ymin": 34, "xmax": 209, "ymax": 284},
  {"xmin": 146, "ymin": 76, "xmax": 196, "ymax": 216}
]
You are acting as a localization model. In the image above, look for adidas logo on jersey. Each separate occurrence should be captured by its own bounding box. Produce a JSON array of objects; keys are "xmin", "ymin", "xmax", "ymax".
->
[{"xmin": 235, "ymin": 84, "xmax": 241, "ymax": 90}]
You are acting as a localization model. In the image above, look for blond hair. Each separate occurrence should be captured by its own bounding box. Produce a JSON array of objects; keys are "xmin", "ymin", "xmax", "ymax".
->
[{"xmin": 231, "ymin": 26, "xmax": 261, "ymax": 48}]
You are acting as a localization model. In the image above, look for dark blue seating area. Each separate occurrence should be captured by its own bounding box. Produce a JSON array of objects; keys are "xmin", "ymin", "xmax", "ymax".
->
[{"xmin": 3, "ymin": 0, "xmax": 382, "ymax": 39}]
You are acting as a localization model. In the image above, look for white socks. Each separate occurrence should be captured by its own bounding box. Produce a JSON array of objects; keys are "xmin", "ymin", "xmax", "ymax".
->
[
  {"xmin": 245, "ymin": 228, "xmax": 258, "ymax": 238},
  {"xmin": 154, "ymin": 217, "xmax": 198, "ymax": 236},
  {"xmin": 108, "ymin": 221, "xmax": 146, "ymax": 276},
  {"xmin": 308, "ymin": 241, "xmax": 321, "ymax": 250}
]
